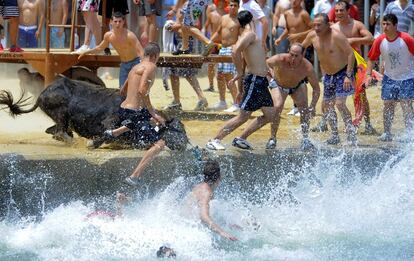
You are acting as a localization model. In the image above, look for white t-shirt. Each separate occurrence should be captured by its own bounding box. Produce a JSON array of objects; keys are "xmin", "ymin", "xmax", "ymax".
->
[
  {"xmin": 313, "ymin": 0, "xmax": 334, "ymax": 15},
  {"xmin": 368, "ymin": 32, "xmax": 414, "ymax": 80},
  {"xmin": 239, "ymin": 0, "xmax": 266, "ymax": 41}
]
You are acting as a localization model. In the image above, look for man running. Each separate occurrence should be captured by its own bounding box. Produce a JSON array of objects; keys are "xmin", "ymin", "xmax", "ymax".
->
[
  {"xmin": 265, "ymin": 43, "xmax": 320, "ymax": 150},
  {"xmin": 302, "ymin": 13, "xmax": 356, "ymax": 145},
  {"xmin": 206, "ymin": 10, "xmax": 274, "ymax": 150}
]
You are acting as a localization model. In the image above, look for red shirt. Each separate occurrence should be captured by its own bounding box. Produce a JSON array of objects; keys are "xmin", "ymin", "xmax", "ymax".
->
[{"xmin": 328, "ymin": 4, "xmax": 360, "ymax": 22}]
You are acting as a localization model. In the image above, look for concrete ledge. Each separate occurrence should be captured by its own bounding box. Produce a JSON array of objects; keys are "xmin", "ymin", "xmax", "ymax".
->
[{"xmin": 0, "ymin": 147, "xmax": 401, "ymax": 218}]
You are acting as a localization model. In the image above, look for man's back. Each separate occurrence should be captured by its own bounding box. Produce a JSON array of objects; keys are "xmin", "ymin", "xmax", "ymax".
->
[{"xmin": 121, "ymin": 61, "xmax": 156, "ymax": 109}]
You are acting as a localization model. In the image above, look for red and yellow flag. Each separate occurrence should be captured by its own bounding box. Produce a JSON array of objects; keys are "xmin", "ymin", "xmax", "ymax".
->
[{"xmin": 352, "ymin": 50, "xmax": 382, "ymax": 126}]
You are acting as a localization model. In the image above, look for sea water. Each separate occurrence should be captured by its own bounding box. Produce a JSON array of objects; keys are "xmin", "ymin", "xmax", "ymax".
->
[{"xmin": 1, "ymin": 145, "xmax": 414, "ymax": 261}]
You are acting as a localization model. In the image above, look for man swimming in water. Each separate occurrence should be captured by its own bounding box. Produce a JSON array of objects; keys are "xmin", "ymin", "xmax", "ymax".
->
[{"xmin": 185, "ymin": 159, "xmax": 238, "ymax": 241}]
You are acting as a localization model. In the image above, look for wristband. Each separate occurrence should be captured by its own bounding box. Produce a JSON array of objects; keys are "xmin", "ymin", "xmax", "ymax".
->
[{"xmin": 269, "ymin": 78, "xmax": 277, "ymax": 89}]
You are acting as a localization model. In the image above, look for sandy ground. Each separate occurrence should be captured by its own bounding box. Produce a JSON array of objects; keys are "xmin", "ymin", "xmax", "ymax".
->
[{"xmin": 0, "ymin": 70, "xmax": 404, "ymax": 160}]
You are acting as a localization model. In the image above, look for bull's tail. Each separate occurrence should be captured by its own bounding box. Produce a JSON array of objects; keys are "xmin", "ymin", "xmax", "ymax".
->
[{"xmin": 0, "ymin": 89, "xmax": 39, "ymax": 117}]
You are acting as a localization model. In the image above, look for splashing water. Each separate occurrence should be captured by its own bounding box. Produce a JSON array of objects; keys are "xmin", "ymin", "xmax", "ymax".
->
[{"xmin": 1, "ymin": 146, "xmax": 414, "ymax": 261}]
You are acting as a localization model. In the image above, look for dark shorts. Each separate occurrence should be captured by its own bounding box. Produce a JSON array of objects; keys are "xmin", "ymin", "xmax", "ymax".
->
[
  {"xmin": 381, "ymin": 75, "xmax": 414, "ymax": 101},
  {"xmin": 98, "ymin": 0, "xmax": 129, "ymax": 18},
  {"xmin": 323, "ymin": 66, "xmax": 354, "ymax": 101},
  {"xmin": 0, "ymin": 0, "xmax": 19, "ymax": 17},
  {"xmin": 138, "ymin": 0, "xmax": 161, "ymax": 16},
  {"xmin": 119, "ymin": 107, "xmax": 161, "ymax": 144},
  {"xmin": 240, "ymin": 74, "xmax": 273, "ymax": 111}
]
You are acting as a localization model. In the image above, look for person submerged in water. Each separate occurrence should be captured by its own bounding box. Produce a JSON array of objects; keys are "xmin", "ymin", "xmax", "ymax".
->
[{"xmin": 184, "ymin": 159, "xmax": 238, "ymax": 241}]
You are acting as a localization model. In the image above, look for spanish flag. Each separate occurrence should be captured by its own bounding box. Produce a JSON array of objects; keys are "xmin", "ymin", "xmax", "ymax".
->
[{"xmin": 352, "ymin": 50, "xmax": 382, "ymax": 126}]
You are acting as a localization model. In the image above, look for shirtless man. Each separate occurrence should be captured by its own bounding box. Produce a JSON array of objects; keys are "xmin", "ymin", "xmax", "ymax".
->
[
  {"xmin": 272, "ymin": 0, "xmax": 290, "ymax": 54},
  {"xmin": 264, "ymin": 43, "xmax": 320, "ymax": 150},
  {"xmin": 330, "ymin": 1, "xmax": 376, "ymax": 135},
  {"xmin": 78, "ymin": 12, "xmax": 144, "ymax": 90},
  {"xmin": 302, "ymin": 13, "xmax": 356, "ymax": 145},
  {"xmin": 17, "ymin": 0, "xmax": 44, "ymax": 48},
  {"xmin": 50, "ymin": 0, "xmax": 68, "ymax": 48},
  {"xmin": 274, "ymin": 0, "xmax": 312, "ymax": 48},
  {"xmin": 209, "ymin": 0, "xmax": 239, "ymax": 111},
  {"xmin": 184, "ymin": 159, "xmax": 238, "ymax": 241},
  {"xmin": 204, "ymin": 3, "xmax": 222, "ymax": 93},
  {"xmin": 206, "ymin": 10, "xmax": 274, "ymax": 150},
  {"xmin": 105, "ymin": 43, "xmax": 166, "ymax": 186}
]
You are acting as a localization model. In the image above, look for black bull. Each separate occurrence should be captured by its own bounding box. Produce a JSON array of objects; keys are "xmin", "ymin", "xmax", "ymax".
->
[{"xmin": 0, "ymin": 77, "xmax": 188, "ymax": 150}]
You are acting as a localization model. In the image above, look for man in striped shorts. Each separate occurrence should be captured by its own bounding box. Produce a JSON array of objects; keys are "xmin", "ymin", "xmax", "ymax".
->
[
  {"xmin": 0, "ymin": 0, "xmax": 23, "ymax": 51},
  {"xmin": 206, "ymin": 10, "xmax": 275, "ymax": 150},
  {"xmin": 210, "ymin": 0, "xmax": 240, "ymax": 112}
]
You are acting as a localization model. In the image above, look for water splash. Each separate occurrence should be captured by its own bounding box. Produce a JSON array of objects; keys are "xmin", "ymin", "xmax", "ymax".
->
[{"xmin": 1, "ymin": 146, "xmax": 414, "ymax": 260}]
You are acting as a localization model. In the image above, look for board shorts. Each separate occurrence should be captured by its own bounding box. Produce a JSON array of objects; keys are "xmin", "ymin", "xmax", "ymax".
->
[
  {"xmin": 323, "ymin": 66, "xmax": 354, "ymax": 101},
  {"xmin": 119, "ymin": 56, "xmax": 141, "ymax": 89},
  {"xmin": 0, "ymin": 0, "xmax": 19, "ymax": 17},
  {"xmin": 182, "ymin": 0, "xmax": 210, "ymax": 26},
  {"xmin": 240, "ymin": 74, "xmax": 273, "ymax": 111},
  {"xmin": 78, "ymin": 0, "xmax": 99, "ymax": 12},
  {"xmin": 18, "ymin": 25, "xmax": 37, "ymax": 48},
  {"xmin": 118, "ymin": 107, "xmax": 161, "ymax": 144},
  {"xmin": 50, "ymin": 27, "xmax": 65, "ymax": 48},
  {"xmin": 217, "ymin": 46, "xmax": 236, "ymax": 75},
  {"xmin": 381, "ymin": 75, "xmax": 414, "ymax": 101}
]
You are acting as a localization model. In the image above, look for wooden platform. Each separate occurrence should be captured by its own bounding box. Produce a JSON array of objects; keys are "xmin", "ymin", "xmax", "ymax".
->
[{"xmin": 0, "ymin": 49, "xmax": 233, "ymax": 85}]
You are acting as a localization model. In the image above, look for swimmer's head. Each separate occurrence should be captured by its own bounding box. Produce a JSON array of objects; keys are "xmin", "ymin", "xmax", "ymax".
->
[
  {"xmin": 156, "ymin": 246, "xmax": 176, "ymax": 258},
  {"xmin": 237, "ymin": 10, "xmax": 253, "ymax": 28},
  {"xmin": 313, "ymin": 13, "xmax": 330, "ymax": 35},
  {"xmin": 203, "ymin": 159, "xmax": 221, "ymax": 185},
  {"xmin": 144, "ymin": 42, "xmax": 161, "ymax": 61}
]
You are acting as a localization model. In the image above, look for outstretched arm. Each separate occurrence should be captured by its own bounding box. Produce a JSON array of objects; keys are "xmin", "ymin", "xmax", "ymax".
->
[
  {"xmin": 78, "ymin": 33, "xmax": 110, "ymax": 59},
  {"xmin": 199, "ymin": 191, "xmax": 238, "ymax": 241}
]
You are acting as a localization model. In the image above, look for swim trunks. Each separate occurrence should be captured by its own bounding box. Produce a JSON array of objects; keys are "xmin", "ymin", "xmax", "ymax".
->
[
  {"xmin": 381, "ymin": 75, "xmax": 414, "ymax": 101},
  {"xmin": 119, "ymin": 56, "xmax": 141, "ymax": 89},
  {"xmin": 0, "ymin": 0, "xmax": 19, "ymax": 17},
  {"xmin": 240, "ymin": 74, "xmax": 273, "ymax": 111},
  {"xmin": 217, "ymin": 46, "xmax": 236, "ymax": 75},
  {"xmin": 138, "ymin": 0, "xmax": 161, "ymax": 16},
  {"xmin": 271, "ymin": 78, "xmax": 307, "ymax": 95},
  {"xmin": 323, "ymin": 66, "xmax": 354, "ymax": 101},
  {"xmin": 50, "ymin": 27, "xmax": 65, "ymax": 48},
  {"xmin": 18, "ymin": 25, "xmax": 37, "ymax": 48},
  {"xmin": 99, "ymin": 0, "xmax": 129, "ymax": 18},
  {"xmin": 119, "ymin": 107, "xmax": 161, "ymax": 145}
]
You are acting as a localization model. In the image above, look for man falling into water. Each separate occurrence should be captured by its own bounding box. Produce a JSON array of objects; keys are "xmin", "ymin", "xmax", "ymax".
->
[
  {"xmin": 302, "ymin": 13, "xmax": 356, "ymax": 145},
  {"xmin": 89, "ymin": 43, "xmax": 166, "ymax": 186},
  {"xmin": 184, "ymin": 159, "xmax": 238, "ymax": 241}
]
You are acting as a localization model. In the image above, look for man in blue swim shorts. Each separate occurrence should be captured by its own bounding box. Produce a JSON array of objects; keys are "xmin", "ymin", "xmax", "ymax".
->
[{"xmin": 303, "ymin": 13, "xmax": 357, "ymax": 145}]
